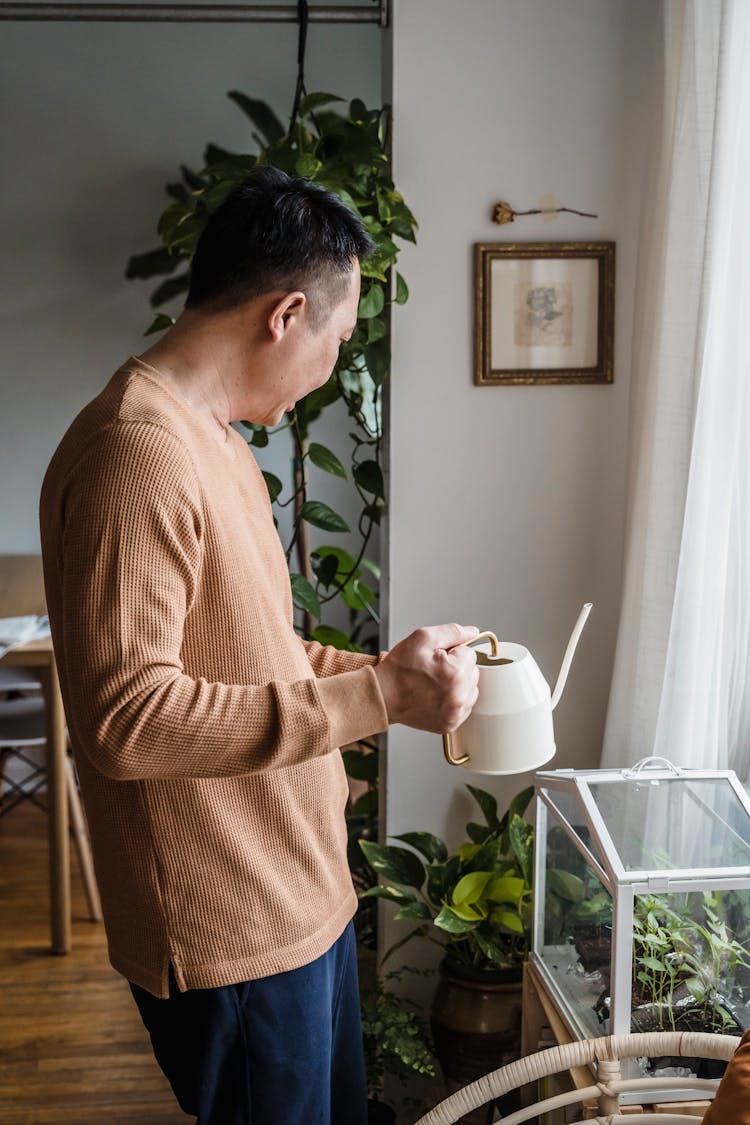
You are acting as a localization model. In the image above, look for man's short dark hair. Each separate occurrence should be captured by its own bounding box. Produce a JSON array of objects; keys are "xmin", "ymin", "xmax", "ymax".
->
[{"xmin": 185, "ymin": 165, "xmax": 375, "ymax": 328}]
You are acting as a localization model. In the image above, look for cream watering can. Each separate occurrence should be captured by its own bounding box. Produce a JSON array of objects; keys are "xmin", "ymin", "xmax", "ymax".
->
[{"xmin": 442, "ymin": 603, "xmax": 592, "ymax": 775}]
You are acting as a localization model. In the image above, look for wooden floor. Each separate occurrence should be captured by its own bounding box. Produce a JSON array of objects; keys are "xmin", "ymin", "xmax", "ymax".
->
[{"xmin": 0, "ymin": 802, "xmax": 188, "ymax": 1123}]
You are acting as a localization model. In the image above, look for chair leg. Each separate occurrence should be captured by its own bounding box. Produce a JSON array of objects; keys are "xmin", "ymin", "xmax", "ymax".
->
[{"xmin": 64, "ymin": 759, "xmax": 103, "ymax": 922}]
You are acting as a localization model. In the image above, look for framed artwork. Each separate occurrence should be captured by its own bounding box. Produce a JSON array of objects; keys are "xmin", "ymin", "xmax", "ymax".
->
[{"xmin": 474, "ymin": 241, "xmax": 615, "ymax": 385}]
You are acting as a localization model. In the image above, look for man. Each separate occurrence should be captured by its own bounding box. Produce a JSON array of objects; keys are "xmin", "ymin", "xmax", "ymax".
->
[{"xmin": 39, "ymin": 167, "xmax": 479, "ymax": 1124}]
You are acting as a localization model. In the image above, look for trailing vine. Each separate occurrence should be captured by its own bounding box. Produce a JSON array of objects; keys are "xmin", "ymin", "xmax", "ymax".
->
[{"xmin": 125, "ymin": 90, "xmax": 417, "ymax": 654}]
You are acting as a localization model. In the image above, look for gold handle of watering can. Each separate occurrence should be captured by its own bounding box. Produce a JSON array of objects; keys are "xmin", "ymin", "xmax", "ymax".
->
[{"xmin": 442, "ymin": 630, "xmax": 500, "ymax": 767}]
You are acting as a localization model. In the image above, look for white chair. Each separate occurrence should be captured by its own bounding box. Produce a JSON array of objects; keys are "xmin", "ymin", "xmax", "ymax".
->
[{"xmin": 415, "ymin": 1030, "xmax": 739, "ymax": 1124}]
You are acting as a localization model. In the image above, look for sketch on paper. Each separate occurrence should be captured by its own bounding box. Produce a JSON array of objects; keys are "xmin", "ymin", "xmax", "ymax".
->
[{"xmin": 514, "ymin": 282, "xmax": 573, "ymax": 347}]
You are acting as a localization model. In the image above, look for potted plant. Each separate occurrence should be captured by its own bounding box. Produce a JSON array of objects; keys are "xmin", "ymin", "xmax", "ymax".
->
[
  {"xmin": 360, "ymin": 967, "xmax": 437, "ymax": 1124},
  {"xmin": 359, "ymin": 785, "xmax": 533, "ymax": 1108}
]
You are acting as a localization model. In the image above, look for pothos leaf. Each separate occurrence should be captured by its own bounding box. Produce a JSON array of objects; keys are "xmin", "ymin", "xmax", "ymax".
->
[{"xmin": 289, "ymin": 574, "xmax": 321, "ymax": 619}]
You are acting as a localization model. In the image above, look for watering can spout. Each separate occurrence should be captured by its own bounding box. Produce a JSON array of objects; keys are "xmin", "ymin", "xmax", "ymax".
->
[{"xmin": 550, "ymin": 603, "xmax": 593, "ymax": 710}]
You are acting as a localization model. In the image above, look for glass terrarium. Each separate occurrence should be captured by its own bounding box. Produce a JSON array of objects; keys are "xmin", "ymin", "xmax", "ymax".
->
[{"xmin": 532, "ymin": 758, "xmax": 750, "ymax": 1098}]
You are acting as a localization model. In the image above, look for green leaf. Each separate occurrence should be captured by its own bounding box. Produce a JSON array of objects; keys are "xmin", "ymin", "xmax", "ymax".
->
[
  {"xmin": 203, "ymin": 141, "xmax": 236, "ymax": 165},
  {"xmin": 353, "ymin": 460, "xmax": 384, "ymax": 499},
  {"xmin": 547, "ymin": 868, "xmax": 585, "ymax": 903},
  {"xmin": 295, "ymin": 153, "xmax": 323, "ymax": 179},
  {"xmin": 392, "ymin": 832, "xmax": 448, "ymax": 865},
  {"xmin": 342, "ymin": 748, "xmax": 378, "ymax": 782},
  {"xmin": 349, "ymin": 97, "xmax": 369, "ymax": 122},
  {"xmin": 395, "ymin": 272, "xmax": 409, "ymax": 304},
  {"xmin": 452, "ymin": 871, "xmax": 493, "ymax": 907},
  {"xmin": 315, "ymin": 545, "xmax": 356, "ymax": 572},
  {"xmin": 310, "ymin": 624, "xmax": 355, "ymax": 650},
  {"xmin": 340, "ymin": 577, "xmax": 376, "ymax": 612},
  {"xmin": 466, "ymin": 822, "xmax": 492, "ymax": 845},
  {"xmin": 360, "ymin": 884, "xmax": 413, "ymax": 903},
  {"xmin": 358, "ymin": 840, "xmax": 425, "ymax": 889},
  {"xmin": 462, "ymin": 836, "xmax": 501, "ymax": 873},
  {"xmin": 179, "ymin": 162, "xmax": 209, "ymax": 191},
  {"xmin": 358, "ymin": 284, "xmax": 385, "ymax": 319},
  {"xmin": 686, "ymin": 977, "xmax": 706, "ymax": 1001},
  {"xmin": 261, "ymin": 471, "xmax": 283, "ymax": 503},
  {"xmin": 642, "ymin": 932, "xmax": 669, "ymax": 947},
  {"xmin": 434, "ymin": 905, "xmax": 480, "ymax": 934},
  {"xmin": 508, "ymin": 815, "xmax": 534, "ymax": 885},
  {"xmin": 144, "ymin": 313, "xmax": 175, "ymax": 336},
  {"xmin": 289, "ymin": 574, "xmax": 321, "ymax": 619},
  {"xmin": 508, "ymin": 786, "xmax": 534, "ymax": 822},
  {"xmin": 126, "ymin": 246, "xmax": 179, "ymax": 280},
  {"xmin": 360, "ymin": 556, "xmax": 381, "ymax": 581},
  {"xmin": 466, "ymin": 785, "xmax": 499, "ymax": 829},
  {"xmin": 158, "ymin": 208, "xmax": 205, "ymax": 257},
  {"xmin": 310, "ymin": 552, "xmax": 340, "ymax": 588},
  {"xmin": 363, "ymin": 338, "xmax": 390, "ymax": 384},
  {"xmin": 492, "ymin": 909, "xmax": 525, "ymax": 935},
  {"xmin": 299, "ymin": 500, "xmax": 350, "ymax": 533},
  {"xmin": 450, "ymin": 900, "xmax": 486, "ymax": 922},
  {"xmin": 245, "ymin": 424, "xmax": 269, "ymax": 447},
  {"xmin": 642, "ymin": 956, "xmax": 667, "ymax": 972},
  {"xmin": 394, "ymin": 901, "xmax": 433, "ymax": 921},
  {"xmin": 367, "ymin": 316, "xmax": 387, "ymax": 343},
  {"xmin": 487, "ymin": 875, "xmax": 525, "ymax": 905},
  {"xmin": 297, "ymin": 91, "xmax": 345, "ymax": 116},
  {"xmin": 362, "ymin": 503, "xmax": 382, "ymax": 527},
  {"xmin": 308, "ymin": 442, "xmax": 346, "ymax": 478},
  {"xmin": 474, "ymin": 932, "xmax": 513, "ymax": 967},
  {"xmin": 351, "ymin": 789, "xmax": 378, "ymax": 818},
  {"xmin": 227, "ymin": 91, "xmax": 285, "ymax": 143}
]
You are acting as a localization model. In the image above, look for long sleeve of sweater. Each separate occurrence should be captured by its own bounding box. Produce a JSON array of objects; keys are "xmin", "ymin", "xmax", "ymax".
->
[{"xmin": 52, "ymin": 419, "xmax": 388, "ymax": 782}]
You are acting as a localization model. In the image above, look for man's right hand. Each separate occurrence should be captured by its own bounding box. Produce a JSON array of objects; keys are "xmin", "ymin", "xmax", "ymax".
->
[{"xmin": 373, "ymin": 623, "xmax": 480, "ymax": 734}]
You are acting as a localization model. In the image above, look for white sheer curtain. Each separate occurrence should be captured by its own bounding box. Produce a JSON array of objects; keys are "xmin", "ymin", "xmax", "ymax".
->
[{"xmin": 603, "ymin": 0, "xmax": 750, "ymax": 777}]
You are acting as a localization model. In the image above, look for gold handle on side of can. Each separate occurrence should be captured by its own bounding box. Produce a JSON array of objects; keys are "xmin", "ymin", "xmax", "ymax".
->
[{"xmin": 442, "ymin": 630, "xmax": 500, "ymax": 767}]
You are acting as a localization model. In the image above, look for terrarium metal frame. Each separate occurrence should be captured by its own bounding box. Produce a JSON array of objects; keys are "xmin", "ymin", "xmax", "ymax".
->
[{"xmin": 530, "ymin": 759, "xmax": 750, "ymax": 1104}]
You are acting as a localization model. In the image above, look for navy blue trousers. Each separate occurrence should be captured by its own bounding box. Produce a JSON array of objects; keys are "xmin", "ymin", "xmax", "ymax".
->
[{"xmin": 129, "ymin": 922, "xmax": 367, "ymax": 1125}]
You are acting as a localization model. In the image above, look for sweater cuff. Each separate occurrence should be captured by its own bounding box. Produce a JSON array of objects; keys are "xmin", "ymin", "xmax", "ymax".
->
[{"xmin": 314, "ymin": 664, "xmax": 389, "ymax": 750}]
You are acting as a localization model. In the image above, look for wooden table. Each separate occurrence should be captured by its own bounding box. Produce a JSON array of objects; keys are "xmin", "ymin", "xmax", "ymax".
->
[{"xmin": 1, "ymin": 636, "xmax": 71, "ymax": 954}]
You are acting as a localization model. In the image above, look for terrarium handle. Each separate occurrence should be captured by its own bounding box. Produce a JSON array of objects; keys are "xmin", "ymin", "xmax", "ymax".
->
[{"xmin": 623, "ymin": 756, "xmax": 684, "ymax": 779}]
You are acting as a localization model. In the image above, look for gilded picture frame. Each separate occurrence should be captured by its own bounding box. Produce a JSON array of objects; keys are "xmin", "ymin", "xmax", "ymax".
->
[{"xmin": 474, "ymin": 241, "xmax": 615, "ymax": 385}]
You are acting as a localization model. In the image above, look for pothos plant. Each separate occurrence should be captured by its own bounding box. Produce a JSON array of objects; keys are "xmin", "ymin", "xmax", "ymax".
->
[
  {"xmin": 125, "ymin": 90, "xmax": 417, "ymax": 659},
  {"xmin": 359, "ymin": 785, "xmax": 535, "ymax": 973}
]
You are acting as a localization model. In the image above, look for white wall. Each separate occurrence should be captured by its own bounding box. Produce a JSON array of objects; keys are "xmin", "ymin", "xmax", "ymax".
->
[
  {"xmin": 0, "ymin": 11, "xmax": 382, "ymax": 553},
  {"xmin": 385, "ymin": 0, "xmax": 661, "ymax": 857}
]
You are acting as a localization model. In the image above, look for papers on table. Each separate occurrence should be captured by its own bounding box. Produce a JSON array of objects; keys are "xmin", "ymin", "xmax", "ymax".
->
[{"xmin": 0, "ymin": 615, "xmax": 51, "ymax": 659}]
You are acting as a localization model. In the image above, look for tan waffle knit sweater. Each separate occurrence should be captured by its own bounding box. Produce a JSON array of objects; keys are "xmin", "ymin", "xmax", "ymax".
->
[{"xmin": 39, "ymin": 358, "xmax": 388, "ymax": 998}]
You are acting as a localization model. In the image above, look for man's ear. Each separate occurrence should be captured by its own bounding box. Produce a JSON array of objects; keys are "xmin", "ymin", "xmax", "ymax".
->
[{"xmin": 267, "ymin": 291, "xmax": 306, "ymax": 343}]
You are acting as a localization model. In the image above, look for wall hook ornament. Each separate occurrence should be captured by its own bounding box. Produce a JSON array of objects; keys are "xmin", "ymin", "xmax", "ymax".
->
[{"xmin": 492, "ymin": 199, "xmax": 598, "ymax": 225}]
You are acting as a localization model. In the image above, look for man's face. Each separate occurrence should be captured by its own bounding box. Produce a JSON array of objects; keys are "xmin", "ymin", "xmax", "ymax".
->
[{"xmin": 260, "ymin": 262, "xmax": 361, "ymax": 427}]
